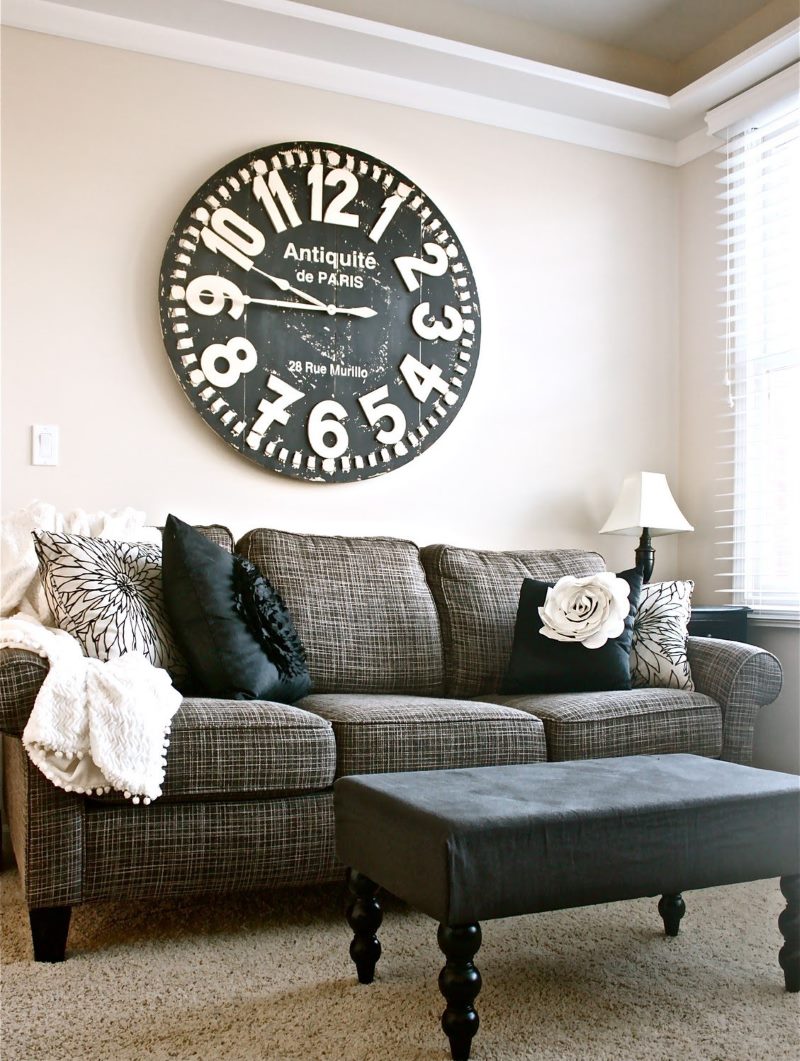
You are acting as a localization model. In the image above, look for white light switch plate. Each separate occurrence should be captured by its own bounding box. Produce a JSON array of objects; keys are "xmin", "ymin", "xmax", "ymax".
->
[{"xmin": 32, "ymin": 425, "xmax": 59, "ymax": 466}]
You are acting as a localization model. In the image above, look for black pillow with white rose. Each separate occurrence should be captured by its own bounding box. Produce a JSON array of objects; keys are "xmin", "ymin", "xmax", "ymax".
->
[{"xmin": 501, "ymin": 569, "xmax": 642, "ymax": 694}]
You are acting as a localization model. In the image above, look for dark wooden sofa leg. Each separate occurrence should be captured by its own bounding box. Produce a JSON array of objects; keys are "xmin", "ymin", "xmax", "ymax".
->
[
  {"xmin": 779, "ymin": 875, "xmax": 800, "ymax": 992},
  {"xmin": 346, "ymin": 869, "xmax": 383, "ymax": 984},
  {"xmin": 658, "ymin": 893, "xmax": 686, "ymax": 937},
  {"xmin": 438, "ymin": 923, "xmax": 482, "ymax": 1061},
  {"xmin": 30, "ymin": 906, "xmax": 71, "ymax": 962}
]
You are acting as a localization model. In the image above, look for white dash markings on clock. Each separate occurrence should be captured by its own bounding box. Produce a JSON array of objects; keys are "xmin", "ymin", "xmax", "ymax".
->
[
  {"xmin": 170, "ymin": 285, "xmax": 186, "ymax": 300},
  {"xmin": 380, "ymin": 448, "xmax": 391, "ymax": 463},
  {"xmin": 325, "ymin": 150, "xmax": 340, "ymax": 167},
  {"xmin": 454, "ymin": 364, "xmax": 468, "ymax": 375},
  {"xmin": 459, "ymin": 351, "xmax": 471, "ymax": 362},
  {"xmin": 205, "ymin": 196, "xmax": 220, "ymax": 210},
  {"xmin": 217, "ymin": 185, "xmax": 231, "ymax": 201},
  {"xmin": 170, "ymin": 307, "xmax": 187, "ymax": 318},
  {"xmin": 340, "ymin": 455, "xmax": 351, "ymax": 473},
  {"xmin": 199, "ymin": 387, "xmax": 215, "ymax": 402},
  {"xmin": 297, "ymin": 149, "xmax": 308, "ymax": 165},
  {"xmin": 358, "ymin": 160, "xmax": 369, "ymax": 176},
  {"xmin": 322, "ymin": 457, "xmax": 336, "ymax": 474},
  {"xmin": 417, "ymin": 423, "xmax": 429, "ymax": 439},
  {"xmin": 172, "ymin": 323, "xmax": 189, "ymax": 335},
  {"xmin": 227, "ymin": 176, "xmax": 240, "ymax": 193},
  {"xmin": 171, "ymin": 269, "xmax": 187, "ymax": 280},
  {"xmin": 344, "ymin": 155, "xmax": 355, "ymax": 171},
  {"xmin": 354, "ymin": 455, "xmax": 365, "ymax": 469},
  {"xmin": 396, "ymin": 183, "xmax": 412, "ymax": 199},
  {"xmin": 180, "ymin": 353, "xmax": 197, "ymax": 366},
  {"xmin": 292, "ymin": 452, "xmax": 302, "ymax": 469},
  {"xmin": 231, "ymin": 421, "xmax": 245, "ymax": 437},
  {"xmin": 221, "ymin": 410, "xmax": 236, "ymax": 426},
  {"xmin": 428, "ymin": 217, "xmax": 440, "ymax": 230},
  {"xmin": 306, "ymin": 455, "xmax": 317, "ymax": 471},
  {"xmin": 367, "ymin": 452, "xmax": 378, "ymax": 467},
  {"xmin": 265, "ymin": 441, "xmax": 277, "ymax": 456},
  {"xmin": 427, "ymin": 415, "xmax": 439, "ymax": 427},
  {"xmin": 176, "ymin": 339, "xmax": 193, "ymax": 351},
  {"xmin": 407, "ymin": 431, "xmax": 420, "ymax": 447},
  {"xmin": 278, "ymin": 447, "xmax": 290, "ymax": 463},
  {"xmin": 188, "ymin": 369, "xmax": 205, "ymax": 387},
  {"xmin": 382, "ymin": 172, "xmax": 395, "ymax": 190},
  {"xmin": 253, "ymin": 159, "xmax": 268, "ymax": 175},
  {"xmin": 393, "ymin": 442, "xmax": 408, "ymax": 457},
  {"xmin": 193, "ymin": 207, "xmax": 210, "ymax": 224},
  {"xmin": 238, "ymin": 168, "xmax": 251, "ymax": 184},
  {"xmin": 210, "ymin": 398, "xmax": 227, "ymax": 415},
  {"xmin": 176, "ymin": 254, "xmax": 191, "ymax": 265},
  {"xmin": 462, "ymin": 338, "xmax": 474, "ymax": 348}
]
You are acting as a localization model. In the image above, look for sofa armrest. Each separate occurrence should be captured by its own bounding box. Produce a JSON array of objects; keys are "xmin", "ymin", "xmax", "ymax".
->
[
  {"xmin": 687, "ymin": 636, "xmax": 782, "ymax": 764},
  {"xmin": 0, "ymin": 648, "xmax": 49, "ymax": 736}
]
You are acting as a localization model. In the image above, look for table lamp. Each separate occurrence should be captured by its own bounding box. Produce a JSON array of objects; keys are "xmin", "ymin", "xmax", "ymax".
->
[{"xmin": 599, "ymin": 472, "xmax": 693, "ymax": 582}]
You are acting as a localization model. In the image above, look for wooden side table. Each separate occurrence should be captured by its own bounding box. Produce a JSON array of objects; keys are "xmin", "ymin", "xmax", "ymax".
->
[{"xmin": 688, "ymin": 605, "xmax": 750, "ymax": 643}]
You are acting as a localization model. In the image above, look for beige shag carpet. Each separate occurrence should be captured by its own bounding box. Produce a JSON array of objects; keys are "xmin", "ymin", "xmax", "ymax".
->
[{"xmin": 2, "ymin": 869, "xmax": 798, "ymax": 1061}]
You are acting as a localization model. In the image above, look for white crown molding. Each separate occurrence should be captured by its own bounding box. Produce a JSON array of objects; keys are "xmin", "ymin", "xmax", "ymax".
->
[{"xmin": 2, "ymin": 0, "xmax": 798, "ymax": 167}]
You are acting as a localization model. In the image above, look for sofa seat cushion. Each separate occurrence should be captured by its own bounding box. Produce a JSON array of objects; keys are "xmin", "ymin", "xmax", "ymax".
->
[
  {"xmin": 480, "ymin": 689, "xmax": 723, "ymax": 762},
  {"xmin": 238, "ymin": 529, "xmax": 444, "ymax": 696},
  {"xmin": 296, "ymin": 693, "xmax": 547, "ymax": 777},
  {"xmin": 92, "ymin": 699, "xmax": 336, "ymax": 801},
  {"xmin": 421, "ymin": 544, "xmax": 605, "ymax": 698}
]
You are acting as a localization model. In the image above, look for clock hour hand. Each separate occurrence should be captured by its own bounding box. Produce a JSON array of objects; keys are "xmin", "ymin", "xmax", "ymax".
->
[
  {"xmin": 252, "ymin": 267, "xmax": 327, "ymax": 309},
  {"xmin": 244, "ymin": 296, "xmax": 377, "ymax": 318}
]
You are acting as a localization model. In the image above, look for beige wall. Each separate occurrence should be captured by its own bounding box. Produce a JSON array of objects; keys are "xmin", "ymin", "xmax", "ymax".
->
[
  {"xmin": 678, "ymin": 151, "xmax": 799, "ymax": 774},
  {"xmin": 1, "ymin": 27, "xmax": 680, "ymax": 573}
]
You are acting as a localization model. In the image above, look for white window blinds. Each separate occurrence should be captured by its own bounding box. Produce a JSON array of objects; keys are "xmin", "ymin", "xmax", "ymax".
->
[{"xmin": 714, "ymin": 80, "xmax": 800, "ymax": 619}]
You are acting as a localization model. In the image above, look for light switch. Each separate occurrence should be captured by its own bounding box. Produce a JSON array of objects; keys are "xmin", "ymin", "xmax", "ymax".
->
[{"xmin": 32, "ymin": 425, "xmax": 59, "ymax": 466}]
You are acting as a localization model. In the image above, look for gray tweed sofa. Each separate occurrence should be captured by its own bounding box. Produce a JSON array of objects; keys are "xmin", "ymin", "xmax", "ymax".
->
[{"xmin": 0, "ymin": 525, "xmax": 783, "ymax": 960}]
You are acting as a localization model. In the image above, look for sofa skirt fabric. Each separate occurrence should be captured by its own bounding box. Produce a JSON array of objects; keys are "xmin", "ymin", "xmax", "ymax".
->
[
  {"xmin": 238, "ymin": 529, "xmax": 445, "ymax": 696},
  {"xmin": 297, "ymin": 693, "xmax": 547, "ymax": 777},
  {"xmin": 481, "ymin": 688, "xmax": 723, "ymax": 761},
  {"xmin": 420, "ymin": 544, "xmax": 605, "ymax": 698},
  {"xmin": 0, "ymin": 649, "xmax": 50, "ymax": 736},
  {"xmin": 83, "ymin": 791, "xmax": 340, "ymax": 901}
]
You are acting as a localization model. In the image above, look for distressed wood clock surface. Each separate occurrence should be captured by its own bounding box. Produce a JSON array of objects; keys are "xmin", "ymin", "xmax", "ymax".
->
[{"xmin": 159, "ymin": 142, "xmax": 481, "ymax": 482}]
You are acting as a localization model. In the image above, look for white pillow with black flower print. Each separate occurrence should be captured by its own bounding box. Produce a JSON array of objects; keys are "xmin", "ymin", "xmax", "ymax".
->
[
  {"xmin": 33, "ymin": 531, "xmax": 186, "ymax": 679},
  {"xmin": 630, "ymin": 580, "xmax": 694, "ymax": 690}
]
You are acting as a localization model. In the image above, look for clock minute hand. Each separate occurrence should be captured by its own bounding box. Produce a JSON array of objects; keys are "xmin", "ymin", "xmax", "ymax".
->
[{"xmin": 244, "ymin": 296, "xmax": 377, "ymax": 319}]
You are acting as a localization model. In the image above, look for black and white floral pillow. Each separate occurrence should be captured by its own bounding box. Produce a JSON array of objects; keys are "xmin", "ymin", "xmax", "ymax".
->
[
  {"xmin": 630, "ymin": 580, "xmax": 694, "ymax": 690},
  {"xmin": 33, "ymin": 531, "xmax": 185, "ymax": 678}
]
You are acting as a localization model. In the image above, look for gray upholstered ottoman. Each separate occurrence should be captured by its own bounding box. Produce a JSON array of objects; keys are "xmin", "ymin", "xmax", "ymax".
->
[{"xmin": 334, "ymin": 754, "xmax": 800, "ymax": 1060}]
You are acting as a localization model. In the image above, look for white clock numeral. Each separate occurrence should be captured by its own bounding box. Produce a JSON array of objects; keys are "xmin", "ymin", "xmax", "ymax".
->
[
  {"xmin": 358, "ymin": 385, "xmax": 407, "ymax": 444},
  {"xmin": 394, "ymin": 242, "xmax": 449, "ymax": 292},
  {"xmin": 200, "ymin": 208, "xmax": 265, "ymax": 270},
  {"xmin": 308, "ymin": 399, "xmax": 349, "ymax": 458},
  {"xmin": 186, "ymin": 275, "xmax": 245, "ymax": 319},
  {"xmin": 246, "ymin": 374, "xmax": 305, "ymax": 448},
  {"xmin": 252, "ymin": 171, "xmax": 302, "ymax": 233},
  {"xmin": 368, "ymin": 193, "xmax": 403, "ymax": 244},
  {"xmin": 308, "ymin": 165, "xmax": 359, "ymax": 228},
  {"xmin": 399, "ymin": 353, "xmax": 450, "ymax": 402},
  {"xmin": 200, "ymin": 336, "xmax": 257, "ymax": 389},
  {"xmin": 411, "ymin": 302, "xmax": 464, "ymax": 342}
]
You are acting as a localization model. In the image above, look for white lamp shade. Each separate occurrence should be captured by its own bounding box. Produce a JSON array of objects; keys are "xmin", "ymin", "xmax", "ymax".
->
[{"xmin": 599, "ymin": 472, "xmax": 693, "ymax": 537}]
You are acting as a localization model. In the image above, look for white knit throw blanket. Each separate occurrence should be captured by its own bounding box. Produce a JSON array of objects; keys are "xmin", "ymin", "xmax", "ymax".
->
[{"xmin": 0, "ymin": 503, "xmax": 182, "ymax": 803}]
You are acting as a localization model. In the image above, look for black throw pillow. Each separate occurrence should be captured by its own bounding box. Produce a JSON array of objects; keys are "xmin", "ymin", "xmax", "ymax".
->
[
  {"xmin": 161, "ymin": 514, "xmax": 311, "ymax": 702},
  {"xmin": 501, "ymin": 568, "xmax": 642, "ymax": 694}
]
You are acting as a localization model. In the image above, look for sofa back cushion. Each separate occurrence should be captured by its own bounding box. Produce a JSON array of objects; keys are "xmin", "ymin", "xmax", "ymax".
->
[
  {"xmin": 237, "ymin": 529, "xmax": 444, "ymax": 696},
  {"xmin": 420, "ymin": 544, "xmax": 606, "ymax": 697}
]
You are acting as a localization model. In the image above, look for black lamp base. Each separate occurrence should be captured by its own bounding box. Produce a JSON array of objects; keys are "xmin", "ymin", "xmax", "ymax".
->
[{"xmin": 635, "ymin": 529, "xmax": 654, "ymax": 583}]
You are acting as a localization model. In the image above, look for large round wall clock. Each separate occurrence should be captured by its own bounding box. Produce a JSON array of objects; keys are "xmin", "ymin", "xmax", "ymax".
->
[{"xmin": 159, "ymin": 141, "xmax": 481, "ymax": 482}]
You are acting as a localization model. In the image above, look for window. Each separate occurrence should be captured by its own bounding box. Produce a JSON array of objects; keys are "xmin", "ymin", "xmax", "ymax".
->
[{"xmin": 710, "ymin": 72, "xmax": 800, "ymax": 620}]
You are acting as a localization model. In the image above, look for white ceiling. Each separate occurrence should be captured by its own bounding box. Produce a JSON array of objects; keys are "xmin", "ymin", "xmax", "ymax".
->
[
  {"xmin": 2, "ymin": 0, "xmax": 798, "ymax": 166},
  {"xmin": 461, "ymin": 0, "xmax": 773, "ymax": 62}
]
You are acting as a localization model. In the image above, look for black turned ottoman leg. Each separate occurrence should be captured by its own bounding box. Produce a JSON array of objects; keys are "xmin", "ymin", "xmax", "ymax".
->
[
  {"xmin": 438, "ymin": 923, "xmax": 482, "ymax": 1061},
  {"xmin": 779, "ymin": 875, "xmax": 800, "ymax": 992},
  {"xmin": 30, "ymin": 906, "xmax": 71, "ymax": 962},
  {"xmin": 346, "ymin": 869, "xmax": 383, "ymax": 984},
  {"xmin": 658, "ymin": 894, "xmax": 686, "ymax": 937}
]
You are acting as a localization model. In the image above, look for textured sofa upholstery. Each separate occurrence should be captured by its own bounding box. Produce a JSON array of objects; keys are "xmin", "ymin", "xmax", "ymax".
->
[{"xmin": 0, "ymin": 526, "xmax": 783, "ymax": 959}]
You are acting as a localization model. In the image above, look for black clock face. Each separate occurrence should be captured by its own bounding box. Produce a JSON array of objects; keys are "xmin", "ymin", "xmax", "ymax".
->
[{"xmin": 159, "ymin": 142, "xmax": 481, "ymax": 482}]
